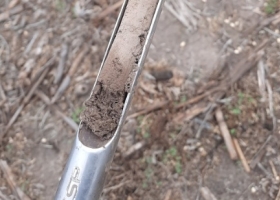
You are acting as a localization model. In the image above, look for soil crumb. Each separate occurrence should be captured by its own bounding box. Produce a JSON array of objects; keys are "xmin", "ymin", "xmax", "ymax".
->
[
  {"xmin": 80, "ymin": 82, "xmax": 125, "ymax": 140},
  {"xmin": 81, "ymin": 0, "xmax": 159, "ymax": 140}
]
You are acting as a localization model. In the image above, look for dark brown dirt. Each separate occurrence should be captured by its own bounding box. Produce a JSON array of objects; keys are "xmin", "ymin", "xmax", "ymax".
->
[
  {"xmin": 81, "ymin": 81, "xmax": 125, "ymax": 140},
  {"xmin": 81, "ymin": 0, "xmax": 159, "ymax": 140}
]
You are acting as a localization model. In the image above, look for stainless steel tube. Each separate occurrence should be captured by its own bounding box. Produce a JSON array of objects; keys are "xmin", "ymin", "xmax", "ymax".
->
[{"xmin": 55, "ymin": 0, "xmax": 165, "ymax": 199}]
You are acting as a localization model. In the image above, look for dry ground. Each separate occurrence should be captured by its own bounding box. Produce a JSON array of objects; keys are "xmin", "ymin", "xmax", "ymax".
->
[{"xmin": 1, "ymin": 0, "xmax": 280, "ymax": 200}]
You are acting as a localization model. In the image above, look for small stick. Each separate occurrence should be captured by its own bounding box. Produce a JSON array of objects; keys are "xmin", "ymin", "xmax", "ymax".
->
[
  {"xmin": 127, "ymin": 101, "xmax": 168, "ymax": 120},
  {"xmin": 124, "ymin": 141, "xmax": 146, "ymax": 159},
  {"xmin": 233, "ymin": 138, "xmax": 250, "ymax": 173},
  {"xmin": 0, "ymin": 160, "xmax": 31, "ymax": 200},
  {"xmin": 164, "ymin": 190, "xmax": 172, "ymax": 200},
  {"xmin": 175, "ymin": 87, "xmax": 224, "ymax": 110},
  {"xmin": 24, "ymin": 31, "xmax": 39, "ymax": 55},
  {"xmin": 269, "ymin": 160, "xmax": 279, "ymax": 181},
  {"xmin": 56, "ymin": 109, "xmax": 79, "ymax": 132},
  {"xmin": 97, "ymin": 0, "xmax": 124, "ymax": 20},
  {"xmin": 103, "ymin": 180, "xmax": 131, "ymax": 194},
  {"xmin": 8, "ymin": 0, "xmax": 20, "ymax": 9},
  {"xmin": 0, "ymin": 82, "xmax": 7, "ymax": 101},
  {"xmin": 35, "ymin": 90, "xmax": 78, "ymax": 132},
  {"xmin": 200, "ymin": 187, "xmax": 218, "ymax": 200},
  {"xmin": 195, "ymin": 103, "xmax": 216, "ymax": 138},
  {"xmin": 215, "ymin": 108, "xmax": 238, "ymax": 160},
  {"xmin": 276, "ymin": 188, "xmax": 280, "ymax": 200},
  {"xmin": 266, "ymin": 80, "xmax": 276, "ymax": 131},
  {"xmin": 54, "ymin": 43, "xmax": 68, "ymax": 84},
  {"xmin": 257, "ymin": 59, "xmax": 266, "ymax": 101},
  {"xmin": 0, "ymin": 5, "xmax": 24, "ymax": 23},
  {"xmin": 35, "ymin": 90, "xmax": 51, "ymax": 105},
  {"xmin": 51, "ymin": 76, "xmax": 71, "ymax": 103},
  {"xmin": 174, "ymin": 103, "xmax": 209, "ymax": 123},
  {"xmin": 52, "ymin": 48, "xmax": 88, "ymax": 103},
  {"xmin": 257, "ymin": 162, "xmax": 272, "ymax": 177},
  {"xmin": 69, "ymin": 47, "xmax": 89, "ymax": 76},
  {"xmin": 250, "ymin": 135, "xmax": 272, "ymax": 169}
]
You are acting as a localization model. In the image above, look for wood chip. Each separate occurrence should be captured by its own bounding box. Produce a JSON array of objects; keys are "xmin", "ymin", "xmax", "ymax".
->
[{"xmin": 215, "ymin": 108, "xmax": 238, "ymax": 160}]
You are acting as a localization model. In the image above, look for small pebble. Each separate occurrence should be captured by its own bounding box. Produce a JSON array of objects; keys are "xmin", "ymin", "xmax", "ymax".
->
[
  {"xmin": 75, "ymin": 83, "xmax": 90, "ymax": 97},
  {"xmin": 8, "ymin": 137, "xmax": 14, "ymax": 143},
  {"xmin": 41, "ymin": 138, "xmax": 47, "ymax": 143},
  {"xmin": 224, "ymin": 18, "xmax": 230, "ymax": 24},
  {"xmin": 251, "ymin": 186, "xmax": 257, "ymax": 193},
  {"xmin": 234, "ymin": 46, "xmax": 242, "ymax": 54},
  {"xmin": 199, "ymin": 147, "xmax": 207, "ymax": 156},
  {"xmin": 180, "ymin": 41, "xmax": 186, "ymax": 47},
  {"xmin": 277, "ymin": 38, "xmax": 280, "ymax": 43}
]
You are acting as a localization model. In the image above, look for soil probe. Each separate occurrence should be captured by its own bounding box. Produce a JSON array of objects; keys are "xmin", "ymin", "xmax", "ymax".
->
[{"xmin": 55, "ymin": 0, "xmax": 164, "ymax": 199}]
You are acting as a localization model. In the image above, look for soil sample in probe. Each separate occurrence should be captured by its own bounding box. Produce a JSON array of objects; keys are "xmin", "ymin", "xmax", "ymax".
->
[{"xmin": 81, "ymin": 0, "xmax": 159, "ymax": 140}]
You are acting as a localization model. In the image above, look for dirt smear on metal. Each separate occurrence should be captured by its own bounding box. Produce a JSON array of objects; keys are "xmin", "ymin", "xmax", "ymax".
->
[{"xmin": 81, "ymin": 0, "xmax": 159, "ymax": 140}]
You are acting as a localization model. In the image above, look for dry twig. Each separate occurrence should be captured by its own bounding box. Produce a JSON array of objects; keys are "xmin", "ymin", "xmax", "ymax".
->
[
  {"xmin": 200, "ymin": 187, "xmax": 218, "ymax": 200},
  {"xmin": 56, "ymin": 108, "xmax": 79, "ymax": 132},
  {"xmin": 54, "ymin": 43, "xmax": 69, "ymax": 84},
  {"xmin": 0, "ymin": 160, "xmax": 31, "ymax": 200},
  {"xmin": 165, "ymin": 0, "xmax": 201, "ymax": 31},
  {"xmin": 174, "ymin": 102, "xmax": 209, "ymax": 123},
  {"xmin": 266, "ymin": 80, "xmax": 276, "ymax": 131},
  {"xmin": 1, "ymin": 59, "xmax": 53, "ymax": 141},
  {"xmin": 250, "ymin": 135, "xmax": 272, "ymax": 169},
  {"xmin": 269, "ymin": 160, "xmax": 279, "ymax": 181},
  {"xmin": 164, "ymin": 189, "xmax": 172, "ymax": 200},
  {"xmin": 276, "ymin": 188, "xmax": 280, "ymax": 200},
  {"xmin": 8, "ymin": 0, "xmax": 20, "ymax": 9},
  {"xmin": 97, "ymin": 0, "xmax": 123, "ymax": 20},
  {"xmin": 52, "ymin": 47, "xmax": 89, "ymax": 103},
  {"xmin": 233, "ymin": 138, "xmax": 250, "ymax": 173},
  {"xmin": 215, "ymin": 108, "xmax": 238, "ymax": 160},
  {"xmin": 0, "ymin": 5, "xmax": 24, "ymax": 22},
  {"xmin": 123, "ymin": 141, "xmax": 146, "ymax": 159},
  {"xmin": 35, "ymin": 90, "xmax": 79, "ymax": 132},
  {"xmin": 127, "ymin": 101, "xmax": 168, "ymax": 120},
  {"xmin": 103, "ymin": 180, "xmax": 131, "ymax": 194},
  {"xmin": 175, "ymin": 87, "xmax": 224, "ymax": 110}
]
